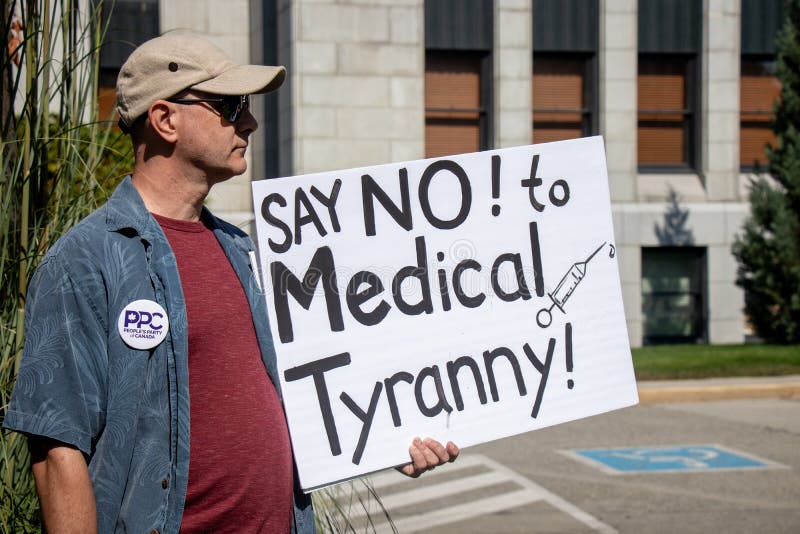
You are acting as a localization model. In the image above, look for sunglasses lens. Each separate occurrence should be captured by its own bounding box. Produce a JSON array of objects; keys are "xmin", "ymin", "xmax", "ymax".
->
[{"xmin": 220, "ymin": 95, "xmax": 249, "ymax": 122}]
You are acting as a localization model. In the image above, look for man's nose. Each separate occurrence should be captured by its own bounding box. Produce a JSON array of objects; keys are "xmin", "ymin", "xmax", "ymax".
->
[{"xmin": 237, "ymin": 107, "xmax": 258, "ymax": 134}]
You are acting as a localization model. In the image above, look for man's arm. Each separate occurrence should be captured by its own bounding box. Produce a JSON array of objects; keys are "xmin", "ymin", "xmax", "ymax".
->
[
  {"xmin": 398, "ymin": 437, "xmax": 459, "ymax": 478},
  {"xmin": 29, "ymin": 437, "xmax": 97, "ymax": 534}
]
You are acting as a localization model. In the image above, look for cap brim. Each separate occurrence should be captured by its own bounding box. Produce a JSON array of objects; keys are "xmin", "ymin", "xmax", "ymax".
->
[{"xmin": 191, "ymin": 65, "xmax": 286, "ymax": 95}]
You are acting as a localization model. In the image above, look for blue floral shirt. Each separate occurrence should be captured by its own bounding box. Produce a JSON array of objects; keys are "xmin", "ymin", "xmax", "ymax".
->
[{"xmin": 4, "ymin": 177, "xmax": 315, "ymax": 533}]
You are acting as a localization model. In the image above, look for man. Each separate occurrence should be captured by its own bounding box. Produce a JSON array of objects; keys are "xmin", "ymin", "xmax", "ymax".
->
[{"xmin": 4, "ymin": 34, "xmax": 458, "ymax": 533}]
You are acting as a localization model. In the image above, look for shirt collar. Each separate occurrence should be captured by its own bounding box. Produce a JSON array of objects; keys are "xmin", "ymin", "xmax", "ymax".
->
[
  {"xmin": 202, "ymin": 208, "xmax": 252, "ymax": 254},
  {"xmin": 104, "ymin": 175, "xmax": 156, "ymax": 237},
  {"xmin": 105, "ymin": 175, "xmax": 252, "ymax": 254}
]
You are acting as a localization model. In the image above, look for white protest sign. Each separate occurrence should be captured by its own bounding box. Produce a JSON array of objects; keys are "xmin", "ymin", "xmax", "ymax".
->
[{"xmin": 252, "ymin": 136, "xmax": 638, "ymax": 491}]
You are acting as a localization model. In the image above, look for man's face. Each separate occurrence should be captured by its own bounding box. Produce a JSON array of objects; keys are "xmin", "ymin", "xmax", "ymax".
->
[{"xmin": 172, "ymin": 90, "xmax": 258, "ymax": 184}]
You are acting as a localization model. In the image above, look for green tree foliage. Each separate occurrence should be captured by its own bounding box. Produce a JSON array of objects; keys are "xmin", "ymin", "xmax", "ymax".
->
[{"xmin": 733, "ymin": 0, "xmax": 800, "ymax": 343}]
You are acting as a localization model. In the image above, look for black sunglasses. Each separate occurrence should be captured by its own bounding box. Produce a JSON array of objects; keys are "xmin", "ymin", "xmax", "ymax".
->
[{"xmin": 167, "ymin": 94, "xmax": 250, "ymax": 123}]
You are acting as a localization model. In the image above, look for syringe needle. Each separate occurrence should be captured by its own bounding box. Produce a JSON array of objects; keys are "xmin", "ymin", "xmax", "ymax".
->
[{"xmin": 584, "ymin": 241, "xmax": 607, "ymax": 264}]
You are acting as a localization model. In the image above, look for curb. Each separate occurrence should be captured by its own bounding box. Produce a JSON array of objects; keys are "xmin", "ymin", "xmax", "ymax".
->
[{"xmin": 637, "ymin": 382, "xmax": 800, "ymax": 404}]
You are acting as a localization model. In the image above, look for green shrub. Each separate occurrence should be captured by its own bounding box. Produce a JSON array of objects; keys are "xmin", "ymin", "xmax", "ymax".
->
[
  {"xmin": 1, "ymin": 1, "xmax": 130, "ymax": 530},
  {"xmin": 733, "ymin": 0, "xmax": 800, "ymax": 343}
]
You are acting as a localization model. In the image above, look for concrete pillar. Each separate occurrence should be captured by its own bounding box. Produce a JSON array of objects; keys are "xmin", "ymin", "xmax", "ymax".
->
[
  {"xmin": 602, "ymin": 0, "xmax": 639, "ymax": 346},
  {"xmin": 701, "ymin": 1, "xmax": 745, "ymax": 343},
  {"xmin": 495, "ymin": 0, "xmax": 532, "ymax": 148},
  {"xmin": 703, "ymin": 0, "xmax": 741, "ymax": 201},
  {"xmin": 707, "ymin": 205, "xmax": 747, "ymax": 343},
  {"xmin": 618, "ymin": 237, "xmax": 643, "ymax": 348},
  {"xmin": 282, "ymin": 0, "xmax": 424, "ymax": 175},
  {"xmin": 599, "ymin": 0, "xmax": 637, "ymax": 203}
]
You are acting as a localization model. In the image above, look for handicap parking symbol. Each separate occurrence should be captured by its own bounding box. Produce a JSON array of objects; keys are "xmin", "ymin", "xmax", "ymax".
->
[{"xmin": 562, "ymin": 445, "xmax": 787, "ymax": 474}]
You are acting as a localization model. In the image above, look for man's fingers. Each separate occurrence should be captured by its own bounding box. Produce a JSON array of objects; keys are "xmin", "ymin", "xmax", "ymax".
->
[
  {"xmin": 422, "ymin": 438, "xmax": 450, "ymax": 463},
  {"xmin": 409, "ymin": 437, "xmax": 429, "ymax": 472},
  {"xmin": 398, "ymin": 463, "xmax": 419, "ymax": 478},
  {"xmin": 420, "ymin": 438, "xmax": 443, "ymax": 465},
  {"xmin": 445, "ymin": 441, "xmax": 460, "ymax": 462}
]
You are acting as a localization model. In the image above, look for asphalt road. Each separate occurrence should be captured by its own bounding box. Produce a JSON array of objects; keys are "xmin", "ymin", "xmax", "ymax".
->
[{"xmin": 361, "ymin": 398, "xmax": 800, "ymax": 533}]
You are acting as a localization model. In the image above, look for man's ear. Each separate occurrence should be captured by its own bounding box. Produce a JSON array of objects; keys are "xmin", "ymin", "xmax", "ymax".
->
[{"xmin": 147, "ymin": 101, "xmax": 178, "ymax": 144}]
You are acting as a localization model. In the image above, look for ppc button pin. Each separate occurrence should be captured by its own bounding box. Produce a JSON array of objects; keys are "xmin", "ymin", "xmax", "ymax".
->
[{"xmin": 118, "ymin": 299, "xmax": 169, "ymax": 350}]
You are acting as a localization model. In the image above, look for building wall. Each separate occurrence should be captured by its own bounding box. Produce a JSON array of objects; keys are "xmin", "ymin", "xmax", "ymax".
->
[
  {"xmin": 702, "ymin": 0, "xmax": 746, "ymax": 343},
  {"xmin": 192, "ymin": 0, "xmax": 752, "ymax": 347},
  {"xmin": 600, "ymin": 0, "xmax": 638, "ymax": 203},
  {"xmin": 278, "ymin": 0, "xmax": 425, "ymax": 175},
  {"xmin": 600, "ymin": 0, "xmax": 640, "ymax": 342},
  {"xmin": 620, "ymin": 0, "xmax": 745, "ymax": 346},
  {"xmin": 495, "ymin": 0, "xmax": 532, "ymax": 148}
]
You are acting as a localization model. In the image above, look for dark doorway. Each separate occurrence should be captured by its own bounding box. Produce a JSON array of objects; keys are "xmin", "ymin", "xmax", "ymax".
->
[{"xmin": 642, "ymin": 247, "xmax": 707, "ymax": 344}]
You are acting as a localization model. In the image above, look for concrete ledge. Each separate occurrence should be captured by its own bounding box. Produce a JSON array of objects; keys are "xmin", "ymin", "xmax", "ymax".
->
[{"xmin": 639, "ymin": 377, "xmax": 800, "ymax": 404}]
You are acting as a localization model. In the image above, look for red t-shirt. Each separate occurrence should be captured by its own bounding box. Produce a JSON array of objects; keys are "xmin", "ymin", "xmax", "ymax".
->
[{"xmin": 155, "ymin": 214, "xmax": 293, "ymax": 533}]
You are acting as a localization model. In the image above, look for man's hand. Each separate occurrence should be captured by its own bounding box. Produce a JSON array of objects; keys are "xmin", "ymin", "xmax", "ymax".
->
[{"xmin": 397, "ymin": 437, "xmax": 459, "ymax": 478}]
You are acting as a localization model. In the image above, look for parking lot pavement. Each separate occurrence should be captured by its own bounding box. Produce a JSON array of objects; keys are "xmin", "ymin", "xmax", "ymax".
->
[
  {"xmin": 353, "ymin": 395, "xmax": 799, "ymax": 533},
  {"xmin": 355, "ymin": 453, "xmax": 615, "ymax": 533},
  {"xmin": 462, "ymin": 398, "xmax": 800, "ymax": 534}
]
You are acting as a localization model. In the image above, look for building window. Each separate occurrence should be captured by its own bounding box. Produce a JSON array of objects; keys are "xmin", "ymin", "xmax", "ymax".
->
[
  {"xmin": 740, "ymin": 58, "xmax": 780, "ymax": 170},
  {"xmin": 637, "ymin": 54, "xmax": 697, "ymax": 169},
  {"xmin": 425, "ymin": 51, "xmax": 488, "ymax": 158},
  {"xmin": 98, "ymin": 0, "xmax": 160, "ymax": 123},
  {"xmin": 532, "ymin": 53, "xmax": 594, "ymax": 143},
  {"xmin": 641, "ymin": 247, "xmax": 706, "ymax": 345}
]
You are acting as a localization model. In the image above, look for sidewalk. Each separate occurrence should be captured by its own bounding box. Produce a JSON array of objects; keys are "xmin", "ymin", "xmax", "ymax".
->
[{"xmin": 637, "ymin": 374, "xmax": 800, "ymax": 404}]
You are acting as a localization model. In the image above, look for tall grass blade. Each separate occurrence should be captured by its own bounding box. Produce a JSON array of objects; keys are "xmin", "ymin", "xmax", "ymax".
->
[{"xmin": 0, "ymin": 1, "xmax": 131, "ymax": 530}]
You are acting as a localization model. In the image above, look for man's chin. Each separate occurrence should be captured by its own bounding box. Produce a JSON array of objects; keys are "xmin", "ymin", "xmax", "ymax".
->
[{"xmin": 210, "ymin": 163, "xmax": 247, "ymax": 185}]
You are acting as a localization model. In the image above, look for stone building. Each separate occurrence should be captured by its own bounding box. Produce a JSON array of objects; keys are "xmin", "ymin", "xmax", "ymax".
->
[{"xmin": 99, "ymin": 0, "xmax": 784, "ymax": 347}]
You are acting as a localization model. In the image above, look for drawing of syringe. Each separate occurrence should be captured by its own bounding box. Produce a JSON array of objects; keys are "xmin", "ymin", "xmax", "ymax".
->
[{"xmin": 536, "ymin": 242, "xmax": 607, "ymax": 328}]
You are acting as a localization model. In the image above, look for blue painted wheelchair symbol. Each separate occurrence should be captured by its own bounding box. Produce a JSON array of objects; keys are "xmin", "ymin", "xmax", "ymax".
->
[{"xmin": 567, "ymin": 445, "xmax": 782, "ymax": 474}]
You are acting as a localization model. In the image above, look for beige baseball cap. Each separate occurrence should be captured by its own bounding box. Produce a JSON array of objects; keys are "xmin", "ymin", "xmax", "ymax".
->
[{"xmin": 116, "ymin": 34, "xmax": 286, "ymax": 127}]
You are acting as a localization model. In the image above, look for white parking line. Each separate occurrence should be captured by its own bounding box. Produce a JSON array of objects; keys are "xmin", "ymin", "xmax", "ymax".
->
[
  {"xmin": 476, "ymin": 454, "xmax": 618, "ymax": 534},
  {"xmin": 367, "ymin": 454, "xmax": 487, "ymax": 489},
  {"xmin": 393, "ymin": 489, "xmax": 543, "ymax": 532},
  {"xmin": 351, "ymin": 471, "xmax": 509, "ymax": 514},
  {"xmin": 346, "ymin": 453, "xmax": 617, "ymax": 533}
]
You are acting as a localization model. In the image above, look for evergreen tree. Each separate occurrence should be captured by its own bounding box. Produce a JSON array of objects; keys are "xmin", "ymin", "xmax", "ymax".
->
[{"xmin": 733, "ymin": 0, "xmax": 800, "ymax": 343}]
